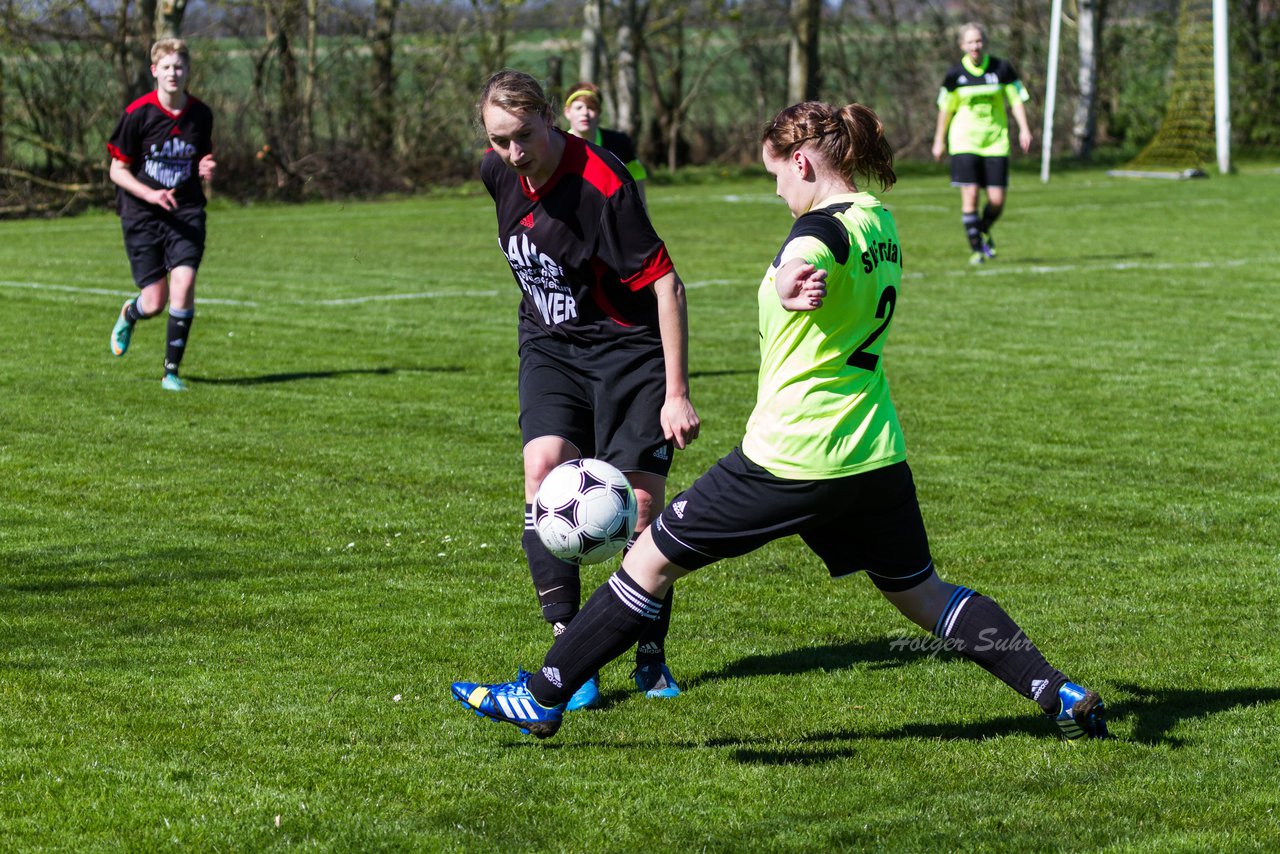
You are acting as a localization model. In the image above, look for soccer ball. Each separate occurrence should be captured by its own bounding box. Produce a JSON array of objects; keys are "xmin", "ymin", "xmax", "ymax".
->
[{"xmin": 534, "ymin": 458, "xmax": 638, "ymax": 565}]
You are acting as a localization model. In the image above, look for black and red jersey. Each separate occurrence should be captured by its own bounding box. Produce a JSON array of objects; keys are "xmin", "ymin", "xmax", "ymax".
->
[
  {"xmin": 481, "ymin": 130, "xmax": 673, "ymax": 348},
  {"xmin": 106, "ymin": 91, "xmax": 214, "ymax": 219}
]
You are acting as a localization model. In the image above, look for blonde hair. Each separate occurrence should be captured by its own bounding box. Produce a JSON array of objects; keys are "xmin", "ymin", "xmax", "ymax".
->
[
  {"xmin": 958, "ymin": 22, "xmax": 987, "ymax": 43},
  {"xmin": 151, "ymin": 38, "xmax": 190, "ymax": 65},
  {"xmin": 761, "ymin": 101, "xmax": 896, "ymax": 192},
  {"xmin": 477, "ymin": 70, "xmax": 555, "ymax": 128}
]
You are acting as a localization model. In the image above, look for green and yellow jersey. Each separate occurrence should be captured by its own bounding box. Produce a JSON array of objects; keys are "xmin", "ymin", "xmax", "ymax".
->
[
  {"xmin": 937, "ymin": 54, "xmax": 1029, "ymax": 157},
  {"xmin": 742, "ymin": 193, "xmax": 906, "ymax": 480}
]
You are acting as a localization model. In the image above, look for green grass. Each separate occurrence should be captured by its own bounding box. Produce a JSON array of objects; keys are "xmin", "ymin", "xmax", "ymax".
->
[{"xmin": 3, "ymin": 164, "xmax": 1280, "ymax": 850}]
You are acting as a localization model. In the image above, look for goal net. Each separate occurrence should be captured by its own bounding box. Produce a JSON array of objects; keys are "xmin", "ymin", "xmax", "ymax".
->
[{"xmin": 1117, "ymin": 0, "xmax": 1216, "ymax": 176}]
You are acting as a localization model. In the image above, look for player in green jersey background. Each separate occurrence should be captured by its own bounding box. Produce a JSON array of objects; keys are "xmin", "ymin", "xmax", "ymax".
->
[
  {"xmin": 452, "ymin": 100, "xmax": 1108, "ymax": 744},
  {"xmin": 932, "ymin": 22, "xmax": 1033, "ymax": 265}
]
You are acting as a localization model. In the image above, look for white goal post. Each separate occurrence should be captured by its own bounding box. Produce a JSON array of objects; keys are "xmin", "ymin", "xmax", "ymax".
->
[{"xmin": 1041, "ymin": 0, "xmax": 1230, "ymax": 181}]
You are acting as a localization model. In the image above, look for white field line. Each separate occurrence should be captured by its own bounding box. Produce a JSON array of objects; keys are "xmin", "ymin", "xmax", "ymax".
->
[
  {"xmin": 4, "ymin": 253, "xmax": 1273, "ymax": 307},
  {"xmin": 0, "ymin": 280, "xmax": 261, "ymax": 306},
  {"xmin": 912, "ymin": 256, "xmax": 1261, "ymax": 281},
  {"xmin": 0, "ymin": 279, "xmax": 499, "ymax": 307}
]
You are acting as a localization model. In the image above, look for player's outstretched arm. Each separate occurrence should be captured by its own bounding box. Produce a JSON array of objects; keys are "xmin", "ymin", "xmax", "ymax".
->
[
  {"xmin": 932, "ymin": 109, "xmax": 952, "ymax": 161},
  {"xmin": 1010, "ymin": 100, "xmax": 1033, "ymax": 153},
  {"xmin": 651, "ymin": 271, "xmax": 700, "ymax": 450},
  {"xmin": 775, "ymin": 259, "xmax": 827, "ymax": 312}
]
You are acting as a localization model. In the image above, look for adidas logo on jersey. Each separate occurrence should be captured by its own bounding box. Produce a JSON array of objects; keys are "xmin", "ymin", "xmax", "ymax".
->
[
  {"xmin": 671, "ymin": 500, "xmax": 687, "ymax": 519},
  {"xmin": 652, "ymin": 445, "xmax": 670, "ymax": 461},
  {"xmin": 520, "ymin": 212, "xmax": 535, "ymax": 229}
]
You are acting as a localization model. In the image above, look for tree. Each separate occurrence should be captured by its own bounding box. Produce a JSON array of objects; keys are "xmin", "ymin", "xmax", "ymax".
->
[
  {"xmin": 580, "ymin": 0, "xmax": 605, "ymax": 84},
  {"xmin": 1073, "ymin": 0, "xmax": 1106, "ymax": 158},
  {"xmin": 615, "ymin": 0, "xmax": 644, "ymax": 138},
  {"xmin": 155, "ymin": 0, "xmax": 189, "ymax": 38},
  {"xmin": 787, "ymin": 0, "xmax": 820, "ymax": 103},
  {"xmin": 252, "ymin": 0, "xmax": 305, "ymax": 193},
  {"xmin": 370, "ymin": 0, "xmax": 401, "ymax": 158},
  {"xmin": 471, "ymin": 0, "xmax": 523, "ymax": 74}
]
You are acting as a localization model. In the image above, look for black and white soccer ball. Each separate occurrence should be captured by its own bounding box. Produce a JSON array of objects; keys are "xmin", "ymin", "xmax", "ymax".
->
[{"xmin": 533, "ymin": 458, "xmax": 638, "ymax": 565}]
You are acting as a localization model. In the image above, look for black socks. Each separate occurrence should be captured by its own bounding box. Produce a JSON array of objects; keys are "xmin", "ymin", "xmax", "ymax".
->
[
  {"xmin": 635, "ymin": 588, "xmax": 673, "ymax": 667},
  {"xmin": 933, "ymin": 587, "xmax": 1067, "ymax": 715},
  {"xmin": 979, "ymin": 202, "xmax": 1003, "ymax": 234},
  {"xmin": 524, "ymin": 504, "xmax": 581, "ymax": 625},
  {"xmin": 528, "ymin": 570, "xmax": 663, "ymax": 706},
  {"xmin": 962, "ymin": 212, "xmax": 983, "ymax": 251},
  {"xmin": 164, "ymin": 307, "xmax": 194, "ymax": 375}
]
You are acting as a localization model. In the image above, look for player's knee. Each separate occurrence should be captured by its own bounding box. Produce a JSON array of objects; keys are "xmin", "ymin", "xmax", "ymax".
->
[
  {"xmin": 135, "ymin": 297, "xmax": 166, "ymax": 318},
  {"xmin": 881, "ymin": 572, "xmax": 952, "ymax": 631},
  {"xmin": 632, "ymin": 490, "xmax": 659, "ymax": 530}
]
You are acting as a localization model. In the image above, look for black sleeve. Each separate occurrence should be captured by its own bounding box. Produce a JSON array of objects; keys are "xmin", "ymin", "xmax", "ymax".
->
[
  {"xmin": 599, "ymin": 128, "xmax": 638, "ymax": 165},
  {"xmin": 772, "ymin": 210, "xmax": 850, "ymax": 268},
  {"xmin": 598, "ymin": 182, "xmax": 669, "ymax": 287},
  {"xmin": 106, "ymin": 109, "xmax": 139, "ymax": 164},
  {"xmin": 941, "ymin": 64, "xmax": 962, "ymax": 92},
  {"xmin": 996, "ymin": 57, "xmax": 1022, "ymax": 85}
]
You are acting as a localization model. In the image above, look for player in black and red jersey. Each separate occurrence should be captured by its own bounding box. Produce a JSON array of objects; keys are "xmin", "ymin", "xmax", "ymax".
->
[
  {"xmin": 107, "ymin": 38, "xmax": 216, "ymax": 392},
  {"xmin": 477, "ymin": 70, "xmax": 700, "ymax": 710}
]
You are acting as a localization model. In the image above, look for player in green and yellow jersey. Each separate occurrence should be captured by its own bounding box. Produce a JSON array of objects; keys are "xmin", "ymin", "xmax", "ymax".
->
[
  {"xmin": 932, "ymin": 22, "xmax": 1033, "ymax": 264},
  {"xmin": 452, "ymin": 101, "xmax": 1108, "ymax": 744}
]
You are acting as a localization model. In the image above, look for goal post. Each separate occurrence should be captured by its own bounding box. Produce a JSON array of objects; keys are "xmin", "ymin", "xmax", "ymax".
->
[
  {"xmin": 1042, "ymin": 0, "xmax": 1231, "ymax": 180},
  {"xmin": 1108, "ymin": 0, "xmax": 1229, "ymax": 178}
]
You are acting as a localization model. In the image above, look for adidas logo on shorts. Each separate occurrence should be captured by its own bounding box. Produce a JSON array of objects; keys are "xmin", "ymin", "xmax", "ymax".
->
[
  {"xmin": 652, "ymin": 445, "xmax": 670, "ymax": 461},
  {"xmin": 672, "ymin": 500, "xmax": 687, "ymax": 519}
]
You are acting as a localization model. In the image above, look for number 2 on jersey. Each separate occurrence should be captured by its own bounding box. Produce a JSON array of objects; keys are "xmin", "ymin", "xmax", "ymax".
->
[{"xmin": 846, "ymin": 286, "xmax": 897, "ymax": 371}]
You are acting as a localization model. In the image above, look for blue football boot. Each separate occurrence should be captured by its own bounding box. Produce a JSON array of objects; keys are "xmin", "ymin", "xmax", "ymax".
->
[
  {"xmin": 566, "ymin": 673, "xmax": 601, "ymax": 711},
  {"xmin": 980, "ymin": 231, "xmax": 997, "ymax": 259},
  {"xmin": 111, "ymin": 300, "xmax": 136, "ymax": 356},
  {"xmin": 633, "ymin": 662, "xmax": 681, "ymax": 699},
  {"xmin": 1053, "ymin": 682, "xmax": 1109, "ymax": 740},
  {"xmin": 451, "ymin": 669, "xmax": 564, "ymax": 739},
  {"xmin": 161, "ymin": 372, "xmax": 188, "ymax": 392}
]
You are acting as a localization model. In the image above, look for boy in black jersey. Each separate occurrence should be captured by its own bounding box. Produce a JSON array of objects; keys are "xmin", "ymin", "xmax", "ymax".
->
[
  {"xmin": 477, "ymin": 70, "xmax": 701, "ymax": 709},
  {"xmin": 107, "ymin": 38, "xmax": 216, "ymax": 392}
]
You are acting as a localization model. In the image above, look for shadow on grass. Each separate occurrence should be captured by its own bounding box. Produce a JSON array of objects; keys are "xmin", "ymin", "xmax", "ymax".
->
[
  {"xmin": 697, "ymin": 637, "xmax": 921, "ymax": 684},
  {"xmin": 723, "ymin": 684, "xmax": 1280, "ymax": 764},
  {"xmin": 582, "ymin": 642, "xmax": 1280, "ymax": 758},
  {"xmin": 1109, "ymin": 683, "xmax": 1280, "ymax": 747},
  {"xmin": 0, "ymin": 549, "xmax": 249, "ymax": 593},
  {"xmin": 188, "ymin": 366, "xmax": 463, "ymax": 385},
  {"xmin": 595, "ymin": 637, "xmax": 922, "ymax": 709}
]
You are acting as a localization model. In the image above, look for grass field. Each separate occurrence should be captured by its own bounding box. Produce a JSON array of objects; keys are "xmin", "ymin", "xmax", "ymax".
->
[{"xmin": 3, "ymin": 162, "xmax": 1279, "ymax": 850}]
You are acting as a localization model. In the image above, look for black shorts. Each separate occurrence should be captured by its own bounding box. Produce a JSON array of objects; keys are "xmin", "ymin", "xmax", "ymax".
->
[
  {"xmin": 121, "ymin": 208, "xmax": 207, "ymax": 287},
  {"xmin": 649, "ymin": 448, "xmax": 934, "ymax": 591},
  {"xmin": 518, "ymin": 336, "xmax": 674, "ymax": 477},
  {"xmin": 950, "ymin": 154, "xmax": 1009, "ymax": 189}
]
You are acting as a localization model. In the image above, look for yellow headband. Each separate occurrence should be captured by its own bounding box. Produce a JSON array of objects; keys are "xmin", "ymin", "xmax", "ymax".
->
[{"xmin": 565, "ymin": 89, "xmax": 600, "ymax": 108}]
